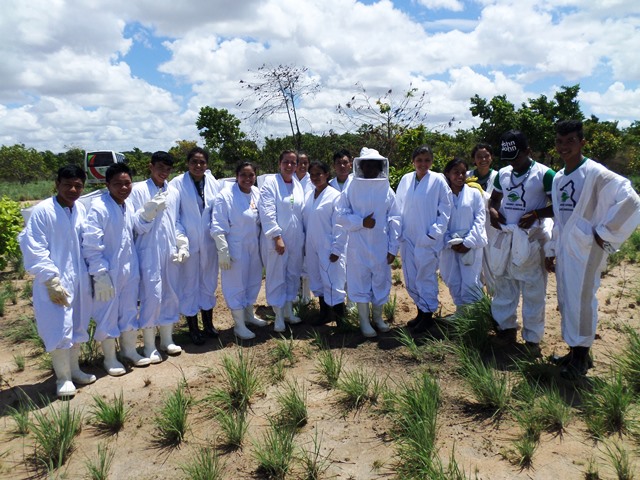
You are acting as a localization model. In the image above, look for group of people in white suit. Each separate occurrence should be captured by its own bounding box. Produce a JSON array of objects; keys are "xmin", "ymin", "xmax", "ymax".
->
[{"xmin": 18, "ymin": 120, "xmax": 640, "ymax": 398}]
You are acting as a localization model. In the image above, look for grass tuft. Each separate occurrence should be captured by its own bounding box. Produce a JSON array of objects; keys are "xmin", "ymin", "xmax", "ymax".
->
[
  {"xmin": 179, "ymin": 445, "xmax": 225, "ymax": 480},
  {"xmin": 207, "ymin": 349, "xmax": 262, "ymax": 412},
  {"xmin": 383, "ymin": 294, "xmax": 397, "ymax": 323},
  {"xmin": 445, "ymin": 293, "xmax": 493, "ymax": 350},
  {"xmin": 84, "ymin": 442, "xmax": 115, "ymax": 480},
  {"xmin": 337, "ymin": 367, "xmax": 375, "ymax": 410},
  {"xmin": 271, "ymin": 335, "xmax": 296, "ymax": 365},
  {"xmin": 90, "ymin": 391, "xmax": 128, "ymax": 434},
  {"xmin": 581, "ymin": 372, "xmax": 635, "ymax": 439},
  {"xmin": 153, "ymin": 381, "xmax": 191, "ymax": 446},
  {"xmin": 275, "ymin": 379, "xmax": 308, "ymax": 431},
  {"xmin": 253, "ymin": 422, "xmax": 296, "ymax": 480},
  {"xmin": 29, "ymin": 400, "xmax": 82, "ymax": 472},
  {"xmin": 214, "ymin": 408, "xmax": 248, "ymax": 451},
  {"xmin": 315, "ymin": 349, "xmax": 343, "ymax": 388},
  {"xmin": 299, "ymin": 431, "xmax": 332, "ymax": 480}
]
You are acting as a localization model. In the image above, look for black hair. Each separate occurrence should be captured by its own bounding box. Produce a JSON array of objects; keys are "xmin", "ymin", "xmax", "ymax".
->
[
  {"xmin": 105, "ymin": 162, "xmax": 132, "ymax": 183},
  {"xmin": 555, "ymin": 119, "xmax": 584, "ymax": 140},
  {"xmin": 235, "ymin": 161, "xmax": 257, "ymax": 176},
  {"xmin": 443, "ymin": 157, "xmax": 468, "ymax": 176},
  {"xmin": 332, "ymin": 149, "xmax": 352, "ymax": 163},
  {"xmin": 279, "ymin": 150, "xmax": 298, "ymax": 162},
  {"xmin": 56, "ymin": 165, "xmax": 86, "ymax": 183},
  {"xmin": 412, "ymin": 144, "xmax": 433, "ymax": 160},
  {"xmin": 151, "ymin": 151, "xmax": 175, "ymax": 166},
  {"xmin": 471, "ymin": 142, "xmax": 493, "ymax": 158},
  {"xmin": 187, "ymin": 147, "xmax": 209, "ymax": 162},
  {"xmin": 309, "ymin": 160, "xmax": 330, "ymax": 175}
]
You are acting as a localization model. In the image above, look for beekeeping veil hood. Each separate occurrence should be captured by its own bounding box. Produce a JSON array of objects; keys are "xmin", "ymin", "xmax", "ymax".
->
[
  {"xmin": 347, "ymin": 148, "xmax": 391, "ymax": 221},
  {"xmin": 353, "ymin": 148, "xmax": 389, "ymax": 180}
]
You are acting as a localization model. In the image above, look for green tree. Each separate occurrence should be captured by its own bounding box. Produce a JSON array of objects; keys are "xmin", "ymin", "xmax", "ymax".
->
[
  {"xmin": 0, "ymin": 197, "xmax": 24, "ymax": 270},
  {"xmin": 0, "ymin": 144, "xmax": 46, "ymax": 184},
  {"xmin": 124, "ymin": 147, "xmax": 152, "ymax": 179},
  {"xmin": 583, "ymin": 116, "xmax": 623, "ymax": 168},
  {"xmin": 168, "ymin": 140, "xmax": 198, "ymax": 175}
]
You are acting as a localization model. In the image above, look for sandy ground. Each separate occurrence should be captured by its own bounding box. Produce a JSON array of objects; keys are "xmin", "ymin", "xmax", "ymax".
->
[{"xmin": 1, "ymin": 259, "xmax": 639, "ymax": 480}]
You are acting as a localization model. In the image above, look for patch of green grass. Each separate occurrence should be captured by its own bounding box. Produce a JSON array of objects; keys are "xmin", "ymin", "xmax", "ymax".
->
[
  {"xmin": 21, "ymin": 279, "xmax": 33, "ymax": 300},
  {"xmin": 536, "ymin": 386, "xmax": 572, "ymax": 434},
  {"xmin": 207, "ymin": 349, "xmax": 262, "ymax": 412},
  {"xmin": 6, "ymin": 395, "xmax": 34, "ymax": 436},
  {"xmin": 337, "ymin": 367, "xmax": 376, "ymax": 410},
  {"xmin": 299, "ymin": 431, "xmax": 332, "ymax": 480},
  {"xmin": 253, "ymin": 422, "xmax": 296, "ymax": 480},
  {"xmin": 5, "ymin": 314, "xmax": 44, "ymax": 352},
  {"xmin": 445, "ymin": 293, "xmax": 493, "ymax": 350},
  {"xmin": 388, "ymin": 372, "xmax": 441, "ymax": 478},
  {"xmin": 395, "ymin": 328, "xmax": 421, "ymax": 361},
  {"xmin": 511, "ymin": 434, "xmax": 538, "ymax": 469},
  {"xmin": 454, "ymin": 344, "xmax": 511, "ymax": 416},
  {"xmin": 583, "ymin": 456, "xmax": 601, "ymax": 480},
  {"xmin": 383, "ymin": 294, "xmax": 397, "ymax": 323},
  {"xmin": 0, "ymin": 180, "xmax": 55, "ymax": 201},
  {"xmin": 29, "ymin": 400, "xmax": 82, "ymax": 473},
  {"xmin": 84, "ymin": 442, "xmax": 115, "ymax": 480},
  {"xmin": 13, "ymin": 353, "xmax": 25, "ymax": 372},
  {"xmin": 179, "ymin": 445, "xmax": 225, "ymax": 480},
  {"xmin": 90, "ymin": 391, "xmax": 128, "ymax": 434},
  {"xmin": 269, "ymin": 359, "xmax": 286, "ymax": 384},
  {"xmin": 615, "ymin": 325, "xmax": 640, "ymax": 394},
  {"xmin": 603, "ymin": 441, "xmax": 635, "ymax": 480},
  {"xmin": 315, "ymin": 349, "xmax": 343, "ymax": 388},
  {"xmin": 581, "ymin": 372, "xmax": 635, "ymax": 439},
  {"xmin": 275, "ymin": 379, "xmax": 308, "ymax": 431},
  {"xmin": 607, "ymin": 229, "xmax": 640, "ymax": 268},
  {"xmin": 3, "ymin": 281, "xmax": 18, "ymax": 305},
  {"xmin": 153, "ymin": 381, "xmax": 191, "ymax": 446},
  {"xmin": 271, "ymin": 335, "xmax": 296, "ymax": 365},
  {"xmin": 214, "ymin": 408, "xmax": 248, "ymax": 451}
]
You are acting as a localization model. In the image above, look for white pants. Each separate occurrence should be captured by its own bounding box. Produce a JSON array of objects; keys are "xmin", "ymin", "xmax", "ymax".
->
[
  {"xmin": 401, "ymin": 241, "xmax": 439, "ymax": 312},
  {"xmin": 440, "ymin": 247, "xmax": 484, "ymax": 307}
]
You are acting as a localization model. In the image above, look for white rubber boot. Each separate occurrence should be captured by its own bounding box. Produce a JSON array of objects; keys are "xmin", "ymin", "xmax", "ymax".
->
[
  {"xmin": 143, "ymin": 328, "xmax": 162, "ymax": 364},
  {"xmin": 245, "ymin": 306, "xmax": 267, "ymax": 327},
  {"xmin": 284, "ymin": 301, "xmax": 301, "ymax": 324},
  {"xmin": 101, "ymin": 338, "xmax": 126, "ymax": 376},
  {"xmin": 232, "ymin": 309, "xmax": 256, "ymax": 340},
  {"xmin": 371, "ymin": 304, "xmax": 390, "ymax": 333},
  {"xmin": 120, "ymin": 330, "xmax": 151, "ymax": 367},
  {"xmin": 273, "ymin": 306, "xmax": 286, "ymax": 333},
  {"xmin": 50, "ymin": 349, "xmax": 77, "ymax": 397},
  {"xmin": 159, "ymin": 324, "xmax": 182, "ymax": 355},
  {"xmin": 70, "ymin": 345, "xmax": 96, "ymax": 385},
  {"xmin": 357, "ymin": 303, "xmax": 376, "ymax": 338}
]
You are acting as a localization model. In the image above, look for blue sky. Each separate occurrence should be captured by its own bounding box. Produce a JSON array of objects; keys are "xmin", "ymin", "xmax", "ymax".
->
[{"xmin": 0, "ymin": 0, "xmax": 638, "ymax": 153}]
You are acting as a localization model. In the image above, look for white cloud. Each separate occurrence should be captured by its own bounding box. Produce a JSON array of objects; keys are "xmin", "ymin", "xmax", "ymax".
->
[{"xmin": 0, "ymin": 0, "xmax": 638, "ymax": 153}]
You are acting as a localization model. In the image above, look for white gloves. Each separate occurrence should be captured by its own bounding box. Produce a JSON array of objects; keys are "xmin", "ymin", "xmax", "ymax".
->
[
  {"xmin": 93, "ymin": 272, "xmax": 115, "ymax": 302},
  {"xmin": 140, "ymin": 190, "xmax": 168, "ymax": 222},
  {"xmin": 213, "ymin": 233, "xmax": 232, "ymax": 270},
  {"xmin": 44, "ymin": 276, "xmax": 70, "ymax": 307},
  {"xmin": 172, "ymin": 234, "xmax": 190, "ymax": 264}
]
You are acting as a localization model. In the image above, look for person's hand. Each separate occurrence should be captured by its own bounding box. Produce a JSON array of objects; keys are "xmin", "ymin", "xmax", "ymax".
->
[
  {"xmin": 363, "ymin": 212, "xmax": 376, "ymax": 229},
  {"xmin": 172, "ymin": 233, "xmax": 190, "ymax": 264},
  {"xmin": 93, "ymin": 272, "xmax": 115, "ymax": 302},
  {"xmin": 387, "ymin": 253, "xmax": 395, "ymax": 265},
  {"xmin": 213, "ymin": 233, "xmax": 231, "ymax": 269},
  {"xmin": 518, "ymin": 211, "xmax": 538, "ymax": 229},
  {"xmin": 141, "ymin": 191, "xmax": 168, "ymax": 222},
  {"xmin": 452, "ymin": 243, "xmax": 471, "ymax": 254},
  {"xmin": 274, "ymin": 236, "xmax": 285, "ymax": 255},
  {"xmin": 545, "ymin": 256, "xmax": 556, "ymax": 273},
  {"xmin": 44, "ymin": 276, "xmax": 70, "ymax": 306},
  {"xmin": 488, "ymin": 208, "xmax": 506, "ymax": 230},
  {"xmin": 329, "ymin": 253, "xmax": 339, "ymax": 263}
]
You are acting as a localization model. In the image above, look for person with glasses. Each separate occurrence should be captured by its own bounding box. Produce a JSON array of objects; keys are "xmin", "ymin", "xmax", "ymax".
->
[{"xmin": 170, "ymin": 147, "xmax": 222, "ymax": 343}]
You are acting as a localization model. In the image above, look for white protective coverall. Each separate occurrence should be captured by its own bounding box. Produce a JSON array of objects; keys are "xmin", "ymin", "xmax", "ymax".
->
[
  {"xmin": 83, "ymin": 192, "xmax": 145, "ymax": 341},
  {"xmin": 297, "ymin": 172, "xmax": 314, "ymax": 195},
  {"xmin": 211, "ymin": 183, "xmax": 263, "ymax": 310},
  {"xmin": 467, "ymin": 168, "xmax": 499, "ymax": 292},
  {"xmin": 395, "ymin": 171, "xmax": 452, "ymax": 313},
  {"xmin": 19, "ymin": 197, "xmax": 92, "ymax": 351},
  {"xmin": 129, "ymin": 179, "xmax": 182, "ymax": 327},
  {"xmin": 329, "ymin": 174, "xmax": 353, "ymax": 192},
  {"xmin": 490, "ymin": 160, "xmax": 554, "ymax": 343},
  {"xmin": 439, "ymin": 184, "xmax": 487, "ymax": 307},
  {"xmin": 170, "ymin": 171, "xmax": 221, "ymax": 316},
  {"xmin": 302, "ymin": 186, "xmax": 347, "ymax": 306},
  {"xmin": 259, "ymin": 174, "xmax": 305, "ymax": 307},
  {"xmin": 336, "ymin": 157, "xmax": 400, "ymax": 306},
  {"xmin": 547, "ymin": 158, "xmax": 640, "ymax": 347}
]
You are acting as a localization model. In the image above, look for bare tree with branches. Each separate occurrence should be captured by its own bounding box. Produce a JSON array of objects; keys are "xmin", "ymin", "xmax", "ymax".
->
[
  {"xmin": 238, "ymin": 64, "xmax": 320, "ymax": 150},
  {"xmin": 336, "ymin": 82, "xmax": 430, "ymax": 157}
]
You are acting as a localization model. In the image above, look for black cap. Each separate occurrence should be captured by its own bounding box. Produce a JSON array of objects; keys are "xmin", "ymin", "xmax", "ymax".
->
[{"xmin": 500, "ymin": 130, "xmax": 528, "ymax": 161}]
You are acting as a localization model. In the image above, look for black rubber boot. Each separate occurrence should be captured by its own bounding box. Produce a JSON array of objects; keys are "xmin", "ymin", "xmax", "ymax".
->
[
  {"xmin": 332, "ymin": 302, "xmax": 347, "ymax": 328},
  {"xmin": 412, "ymin": 311, "xmax": 435, "ymax": 334},
  {"xmin": 201, "ymin": 309, "xmax": 219, "ymax": 338},
  {"xmin": 316, "ymin": 296, "xmax": 332, "ymax": 325},
  {"xmin": 186, "ymin": 315, "xmax": 205, "ymax": 345},
  {"xmin": 407, "ymin": 306, "xmax": 422, "ymax": 328},
  {"xmin": 560, "ymin": 346, "xmax": 592, "ymax": 380}
]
